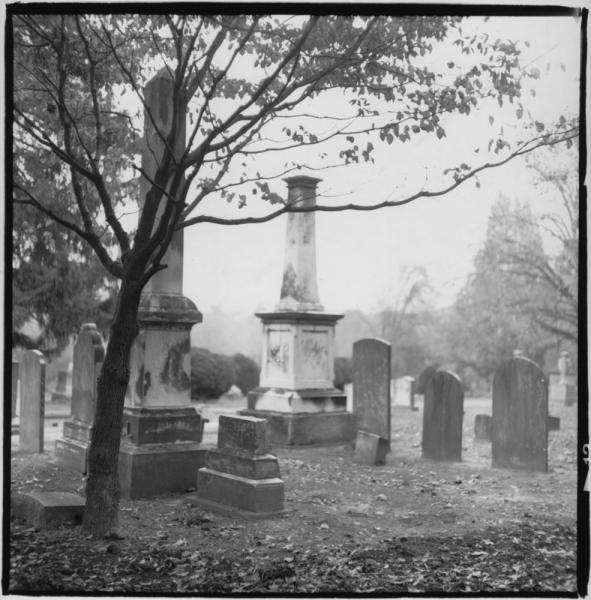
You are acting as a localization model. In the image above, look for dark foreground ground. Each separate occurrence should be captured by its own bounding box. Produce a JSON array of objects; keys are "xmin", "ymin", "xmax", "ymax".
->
[{"xmin": 8, "ymin": 394, "xmax": 580, "ymax": 594}]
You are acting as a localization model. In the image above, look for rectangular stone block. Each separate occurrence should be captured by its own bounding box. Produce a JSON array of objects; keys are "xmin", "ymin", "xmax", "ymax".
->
[
  {"xmin": 548, "ymin": 415, "xmax": 560, "ymax": 431},
  {"xmin": 218, "ymin": 415, "xmax": 271, "ymax": 455},
  {"xmin": 55, "ymin": 438, "xmax": 89, "ymax": 474},
  {"xmin": 206, "ymin": 450, "xmax": 280, "ymax": 480},
  {"xmin": 63, "ymin": 419, "xmax": 93, "ymax": 443},
  {"xmin": 122, "ymin": 407, "xmax": 204, "ymax": 445},
  {"xmin": 354, "ymin": 430, "xmax": 388, "ymax": 466},
  {"xmin": 12, "ymin": 492, "xmax": 85, "ymax": 529},
  {"xmin": 118, "ymin": 442, "xmax": 210, "ymax": 499},
  {"xmin": 196, "ymin": 467, "xmax": 284, "ymax": 513},
  {"xmin": 238, "ymin": 410, "xmax": 355, "ymax": 445}
]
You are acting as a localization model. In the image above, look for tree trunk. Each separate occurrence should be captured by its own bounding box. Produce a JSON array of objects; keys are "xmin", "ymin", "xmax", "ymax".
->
[{"xmin": 82, "ymin": 276, "xmax": 142, "ymax": 537}]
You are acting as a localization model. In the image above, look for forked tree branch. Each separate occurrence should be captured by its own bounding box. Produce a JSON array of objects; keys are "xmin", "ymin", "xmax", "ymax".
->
[{"xmin": 180, "ymin": 129, "xmax": 578, "ymax": 229}]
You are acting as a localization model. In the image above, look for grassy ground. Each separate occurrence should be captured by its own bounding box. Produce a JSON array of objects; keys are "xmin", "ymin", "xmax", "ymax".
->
[{"xmin": 8, "ymin": 393, "xmax": 580, "ymax": 594}]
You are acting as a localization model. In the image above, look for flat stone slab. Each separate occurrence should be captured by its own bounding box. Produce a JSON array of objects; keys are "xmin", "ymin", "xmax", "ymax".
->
[
  {"xmin": 12, "ymin": 491, "xmax": 85, "ymax": 529},
  {"xmin": 187, "ymin": 495, "xmax": 288, "ymax": 520},
  {"xmin": 196, "ymin": 467, "xmax": 284, "ymax": 514}
]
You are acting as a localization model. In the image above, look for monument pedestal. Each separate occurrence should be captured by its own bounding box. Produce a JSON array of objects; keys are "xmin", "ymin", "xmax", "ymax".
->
[
  {"xmin": 243, "ymin": 388, "xmax": 353, "ymax": 445},
  {"xmin": 240, "ymin": 310, "xmax": 354, "ymax": 445},
  {"xmin": 120, "ymin": 292, "xmax": 207, "ymax": 499}
]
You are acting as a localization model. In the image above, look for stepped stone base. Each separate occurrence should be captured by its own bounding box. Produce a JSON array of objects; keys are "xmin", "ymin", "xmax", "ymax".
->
[
  {"xmin": 196, "ymin": 467, "xmax": 284, "ymax": 515},
  {"xmin": 118, "ymin": 442, "xmax": 211, "ymax": 499},
  {"xmin": 12, "ymin": 491, "xmax": 85, "ymax": 529},
  {"xmin": 238, "ymin": 408, "xmax": 355, "ymax": 446}
]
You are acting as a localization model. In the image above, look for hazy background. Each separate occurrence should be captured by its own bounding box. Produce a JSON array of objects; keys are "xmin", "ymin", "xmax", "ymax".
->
[{"xmin": 183, "ymin": 15, "xmax": 581, "ymax": 359}]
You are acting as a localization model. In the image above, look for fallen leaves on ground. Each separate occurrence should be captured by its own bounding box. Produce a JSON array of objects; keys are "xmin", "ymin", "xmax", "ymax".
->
[{"xmin": 9, "ymin": 518, "xmax": 576, "ymax": 594}]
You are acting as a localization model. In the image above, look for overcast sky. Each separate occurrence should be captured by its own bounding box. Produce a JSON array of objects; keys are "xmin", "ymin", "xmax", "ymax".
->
[{"xmin": 180, "ymin": 14, "xmax": 581, "ymax": 318}]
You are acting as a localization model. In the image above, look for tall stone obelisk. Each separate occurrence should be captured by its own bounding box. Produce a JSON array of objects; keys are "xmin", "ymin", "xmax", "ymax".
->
[
  {"xmin": 118, "ymin": 70, "xmax": 206, "ymax": 498},
  {"xmin": 242, "ymin": 176, "xmax": 354, "ymax": 445}
]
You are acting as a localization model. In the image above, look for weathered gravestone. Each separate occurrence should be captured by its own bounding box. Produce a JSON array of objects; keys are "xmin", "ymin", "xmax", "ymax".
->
[
  {"xmin": 492, "ymin": 357, "xmax": 548, "ymax": 472},
  {"xmin": 51, "ymin": 370, "xmax": 70, "ymax": 403},
  {"xmin": 474, "ymin": 414, "xmax": 492, "ymax": 441},
  {"xmin": 422, "ymin": 370, "xmax": 464, "ymax": 461},
  {"xmin": 354, "ymin": 430, "xmax": 389, "ymax": 466},
  {"xmin": 19, "ymin": 350, "xmax": 46, "ymax": 453},
  {"xmin": 56, "ymin": 323, "xmax": 104, "ymax": 472},
  {"xmin": 194, "ymin": 415, "xmax": 285, "ymax": 517},
  {"xmin": 352, "ymin": 338, "xmax": 391, "ymax": 448}
]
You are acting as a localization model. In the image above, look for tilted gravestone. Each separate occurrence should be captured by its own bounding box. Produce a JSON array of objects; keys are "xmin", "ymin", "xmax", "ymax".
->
[
  {"xmin": 56, "ymin": 323, "xmax": 105, "ymax": 472},
  {"xmin": 194, "ymin": 415, "xmax": 284, "ymax": 517},
  {"xmin": 352, "ymin": 338, "xmax": 391, "ymax": 448},
  {"xmin": 353, "ymin": 430, "xmax": 389, "ymax": 465},
  {"xmin": 422, "ymin": 370, "xmax": 464, "ymax": 461},
  {"xmin": 19, "ymin": 350, "xmax": 46, "ymax": 453},
  {"xmin": 492, "ymin": 357, "xmax": 548, "ymax": 472}
]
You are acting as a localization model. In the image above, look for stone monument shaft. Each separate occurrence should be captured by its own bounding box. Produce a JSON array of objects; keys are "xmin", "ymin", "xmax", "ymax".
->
[
  {"xmin": 279, "ymin": 176, "xmax": 323, "ymax": 311},
  {"xmin": 140, "ymin": 72, "xmax": 185, "ymax": 295}
]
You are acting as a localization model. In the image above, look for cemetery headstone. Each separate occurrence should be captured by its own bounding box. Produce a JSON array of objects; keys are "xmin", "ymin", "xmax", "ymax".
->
[
  {"xmin": 474, "ymin": 414, "xmax": 492, "ymax": 441},
  {"xmin": 422, "ymin": 370, "xmax": 464, "ymax": 461},
  {"xmin": 352, "ymin": 338, "xmax": 391, "ymax": 447},
  {"xmin": 56, "ymin": 323, "xmax": 104, "ymax": 472},
  {"xmin": 492, "ymin": 357, "xmax": 548, "ymax": 472},
  {"xmin": 353, "ymin": 430, "xmax": 388, "ymax": 465},
  {"xmin": 195, "ymin": 415, "xmax": 285, "ymax": 516},
  {"xmin": 51, "ymin": 370, "xmax": 70, "ymax": 403},
  {"xmin": 19, "ymin": 350, "xmax": 46, "ymax": 453}
]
